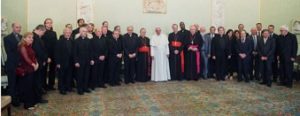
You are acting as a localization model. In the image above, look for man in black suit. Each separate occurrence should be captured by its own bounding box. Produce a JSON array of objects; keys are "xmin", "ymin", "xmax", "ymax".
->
[
  {"xmin": 102, "ymin": 21, "xmax": 113, "ymax": 37},
  {"xmin": 277, "ymin": 25, "xmax": 298, "ymax": 88},
  {"xmin": 211, "ymin": 26, "xmax": 231, "ymax": 81},
  {"xmin": 249, "ymin": 27, "xmax": 261, "ymax": 81},
  {"xmin": 236, "ymin": 31, "xmax": 253, "ymax": 82},
  {"xmin": 55, "ymin": 28, "xmax": 74, "ymax": 95},
  {"xmin": 268, "ymin": 25, "xmax": 280, "ymax": 82},
  {"xmin": 32, "ymin": 25, "xmax": 48, "ymax": 103},
  {"xmin": 257, "ymin": 29, "xmax": 276, "ymax": 87},
  {"xmin": 72, "ymin": 18, "xmax": 85, "ymax": 38},
  {"xmin": 91, "ymin": 28, "xmax": 108, "ymax": 89},
  {"xmin": 73, "ymin": 26, "xmax": 94, "ymax": 95},
  {"xmin": 179, "ymin": 22, "xmax": 190, "ymax": 42},
  {"xmin": 122, "ymin": 26, "xmax": 139, "ymax": 84},
  {"xmin": 4, "ymin": 22, "xmax": 22, "ymax": 106}
]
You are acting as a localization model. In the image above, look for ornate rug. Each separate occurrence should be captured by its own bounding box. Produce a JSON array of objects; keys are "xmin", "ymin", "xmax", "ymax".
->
[{"xmin": 3, "ymin": 80, "xmax": 300, "ymax": 115}]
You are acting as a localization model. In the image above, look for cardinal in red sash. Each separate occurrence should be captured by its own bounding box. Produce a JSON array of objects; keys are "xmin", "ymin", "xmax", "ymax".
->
[
  {"xmin": 168, "ymin": 24, "xmax": 185, "ymax": 80},
  {"xmin": 136, "ymin": 28, "xmax": 151, "ymax": 82}
]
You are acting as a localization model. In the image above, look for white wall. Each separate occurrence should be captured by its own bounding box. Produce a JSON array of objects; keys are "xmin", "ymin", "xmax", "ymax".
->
[{"xmin": 27, "ymin": 0, "xmax": 259, "ymax": 36}]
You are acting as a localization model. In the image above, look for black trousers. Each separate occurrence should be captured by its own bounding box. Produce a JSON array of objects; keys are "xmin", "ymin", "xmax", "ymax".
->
[
  {"xmin": 124, "ymin": 58, "xmax": 136, "ymax": 83},
  {"xmin": 238, "ymin": 58, "xmax": 250, "ymax": 81},
  {"xmin": 109, "ymin": 58, "xmax": 121, "ymax": 85},
  {"xmin": 272, "ymin": 58, "xmax": 280, "ymax": 81},
  {"xmin": 19, "ymin": 73, "xmax": 37, "ymax": 108},
  {"xmin": 215, "ymin": 56, "xmax": 227, "ymax": 80},
  {"xmin": 91, "ymin": 61, "xmax": 106, "ymax": 88},
  {"xmin": 34, "ymin": 65, "xmax": 44, "ymax": 100},
  {"xmin": 208, "ymin": 57, "xmax": 216, "ymax": 78},
  {"xmin": 58, "ymin": 66, "xmax": 72, "ymax": 92},
  {"xmin": 250, "ymin": 55, "xmax": 260, "ymax": 80},
  {"xmin": 279, "ymin": 58, "xmax": 294, "ymax": 86},
  {"xmin": 76, "ymin": 62, "xmax": 90, "ymax": 92},
  {"xmin": 43, "ymin": 60, "xmax": 56, "ymax": 88},
  {"xmin": 6, "ymin": 68, "xmax": 19, "ymax": 102},
  {"xmin": 169, "ymin": 54, "xmax": 183, "ymax": 80},
  {"xmin": 260, "ymin": 60, "xmax": 273, "ymax": 85}
]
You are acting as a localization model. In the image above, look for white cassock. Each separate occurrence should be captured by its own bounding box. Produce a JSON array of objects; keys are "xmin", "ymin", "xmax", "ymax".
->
[{"xmin": 150, "ymin": 33, "xmax": 171, "ymax": 81}]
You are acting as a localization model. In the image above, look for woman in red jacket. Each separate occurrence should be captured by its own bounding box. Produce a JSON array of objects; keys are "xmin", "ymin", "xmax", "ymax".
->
[{"xmin": 17, "ymin": 32, "xmax": 39, "ymax": 110}]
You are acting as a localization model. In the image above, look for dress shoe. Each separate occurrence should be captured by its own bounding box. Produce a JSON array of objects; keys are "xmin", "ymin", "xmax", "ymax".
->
[
  {"xmin": 60, "ymin": 91, "xmax": 67, "ymax": 95},
  {"xmin": 99, "ymin": 85, "xmax": 107, "ymax": 88},
  {"xmin": 84, "ymin": 89, "xmax": 91, "ymax": 93},
  {"xmin": 38, "ymin": 99, "xmax": 48, "ymax": 104}
]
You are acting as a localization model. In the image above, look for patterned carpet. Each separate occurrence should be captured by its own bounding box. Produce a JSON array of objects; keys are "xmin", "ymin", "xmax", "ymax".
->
[{"xmin": 3, "ymin": 79, "xmax": 300, "ymax": 116}]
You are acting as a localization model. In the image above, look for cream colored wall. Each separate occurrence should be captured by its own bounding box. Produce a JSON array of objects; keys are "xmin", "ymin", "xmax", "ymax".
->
[
  {"xmin": 1, "ymin": 0, "xmax": 27, "ymax": 33},
  {"xmin": 25, "ymin": 0, "xmax": 259, "ymax": 36}
]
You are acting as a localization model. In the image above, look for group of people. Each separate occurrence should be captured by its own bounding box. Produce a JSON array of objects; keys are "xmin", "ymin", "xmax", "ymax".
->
[{"xmin": 3, "ymin": 18, "xmax": 298, "ymax": 110}]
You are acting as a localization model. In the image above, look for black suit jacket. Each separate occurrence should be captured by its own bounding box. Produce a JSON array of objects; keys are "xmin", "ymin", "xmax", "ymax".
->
[
  {"xmin": 42, "ymin": 30, "xmax": 57, "ymax": 59},
  {"xmin": 73, "ymin": 37, "xmax": 92, "ymax": 64},
  {"xmin": 91, "ymin": 35, "xmax": 108, "ymax": 63},
  {"xmin": 32, "ymin": 32, "xmax": 48, "ymax": 64},
  {"xmin": 122, "ymin": 33, "xmax": 139, "ymax": 58},
  {"xmin": 211, "ymin": 34, "xmax": 231, "ymax": 57},
  {"xmin": 4, "ymin": 33, "xmax": 22, "ymax": 70},
  {"xmin": 236, "ymin": 37, "xmax": 253, "ymax": 59},
  {"xmin": 55, "ymin": 36, "xmax": 73, "ymax": 68},
  {"xmin": 277, "ymin": 32, "xmax": 298, "ymax": 59},
  {"xmin": 257, "ymin": 37, "xmax": 276, "ymax": 61}
]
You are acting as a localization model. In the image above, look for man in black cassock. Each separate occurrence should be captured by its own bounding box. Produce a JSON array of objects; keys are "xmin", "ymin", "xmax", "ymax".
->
[
  {"xmin": 122, "ymin": 26, "xmax": 139, "ymax": 84},
  {"xmin": 277, "ymin": 25, "xmax": 298, "ymax": 88},
  {"xmin": 169, "ymin": 24, "xmax": 184, "ymax": 80},
  {"xmin": 179, "ymin": 22, "xmax": 190, "ymax": 41},
  {"xmin": 73, "ymin": 26, "xmax": 94, "ymax": 95},
  {"xmin": 184, "ymin": 25, "xmax": 203, "ymax": 81},
  {"xmin": 55, "ymin": 28, "xmax": 73, "ymax": 95},
  {"xmin": 42, "ymin": 18, "xmax": 57, "ymax": 91},
  {"xmin": 236, "ymin": 30, "xmax": 253, "ymax": 82},
  {"xmin": 136, "ymin": 28, "xmax": 151, "ymax": 82},
  {"xmin": 108, "ymin": 31, "xmax": 123, "ymax": 86},
  {"xmin": 257, "ymin": 29, "xmax": 276, "ymax": 87},
  {"xmin": 211, "ymin": 26, "xmax": 231, "ymax": 81},
  {"xmin": 32, "ymin": 25, "xmax": 48, "ymax": 103},
  {"xmin": 91, "ymin": 28, "xmax": 108, "ymax": 89},
  {"xmin": 72, "ymin": 18, "xmax": 85, "ymax": 38}
]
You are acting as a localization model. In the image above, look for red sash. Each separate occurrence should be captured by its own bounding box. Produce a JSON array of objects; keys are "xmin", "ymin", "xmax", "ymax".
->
[
  {"xmin": 171, "ymin": 41, "xmax": 182, "ymax": 47},
  {"xmin": 138, "ymin": 45, "xmax": 150, "ymax": 53},
  {"xmin": 189, "ymin": 45, "xmax": 201, "ymax": 73}
]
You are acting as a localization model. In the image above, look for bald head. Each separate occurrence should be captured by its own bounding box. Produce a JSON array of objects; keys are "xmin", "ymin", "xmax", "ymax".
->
[
  {"xmin": 63, "ymin": 28, "xmax": 72, "ymax": 39},
  {"xmin": 250, "ymin": 27, "xmax": 257, "ymax": 35},
  {"xmin": 11, "ymin": 22, "xmax": 22, "ymax": 34},
  {"xmin": 127, "ymin": 26, "xmax": 134, "ymax": 35},
  {"xmin": 155, "ymin": 27, "xmax": 161, "ymax": 35}
]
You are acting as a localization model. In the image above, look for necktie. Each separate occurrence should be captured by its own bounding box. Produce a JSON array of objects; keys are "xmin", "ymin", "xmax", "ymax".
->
[{"xmin": 15, "ymin": 34, "xmax": 20, "ymax": 42}]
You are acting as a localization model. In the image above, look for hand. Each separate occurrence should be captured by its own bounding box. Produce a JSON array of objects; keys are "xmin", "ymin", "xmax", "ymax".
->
[
  {"xmin": 212, "ymin": 56, "xmax": 216, "ymax": 60},
  {"xmin": 90, "ymin": 60, "xmax": 95, "ymax": 65},
  {"xmin": 192, "ymin": 48, "xmax": 198, "ymax": 52},
  {"xmin": 291, "ymin": 58, "xmax": 295, "ymax": 61},
  {"xmin": 43, "ymin": 62, "xmax": 46, "ymax": 66},
  {"xmin": 252, "ymin": 51, "xmax": 257, "ymax": 55},
  {"xmin": 188, "ymin": 47, "xmax": 193, "ymax": 51},
  {"xmin": 174, "ymin": 50, "xmax": 179, "ymax": 54},
  {"xmin": 47, "ymin": 58, "xmax": 51, "ymax": 63},
  {"xmin": 132, "ymin": 53, "xmax": 136, "ymax": 57},
  {"xmin": 208, "ymin": 54, "xmax": 211, "ymax": 58},
  {"xmin": 117, "ymin": 54, "xmax": 122, "ymax": 58},
  {"xmin": 228, "ymin": 55, "xmax": 231, "ymax": 59},
  {"xmin": 99, "ymin": 56, "xmax": 105, "ymax": 61},
  {"xmin": 56, "ymin": 64, "xmax": 61, "ymax": 69},
  {"xmin": 75, "ymin": 63, "xmax": 80, "ymax": 68},
  {"xmin": 32, "ymin": 63, "xmax": 38, "ymax": 71}
]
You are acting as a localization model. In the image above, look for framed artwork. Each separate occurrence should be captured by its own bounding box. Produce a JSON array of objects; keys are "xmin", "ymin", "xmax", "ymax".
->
[{"xmin": 143, "ymin": 0, "xmax": 167, "ymax": 14}]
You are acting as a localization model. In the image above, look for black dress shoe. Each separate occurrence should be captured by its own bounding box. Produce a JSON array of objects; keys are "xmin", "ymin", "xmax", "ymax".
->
[
  {"xmin": 84, "ymin": 89, "xmax": 91, "ymax": 93},
  {"xmin": 47, "ymin": 87, "xmax": 56, "ymax": 91},
  {"xmin": 259, "ymin": 82, "xmax": 267, "ymax": 85},
  {"xmin": 115, "ymin": 82, "xmax": 121, "ymax": 86},
  {"xmin": 267, "ymin": 83, "xmax": 272, "ymax": 87},
  {"xmin": 277, "ymin": 83, "xmax": 286, "ymax": 86},
  {"xmin": 99, "ymin": 85, "xmax": 107, "ymax": 88},
  {"xmin": 60, "ymin": 91, "xmax": 67, "ymax": 95},
  {"xmin": 38, "ymin": 99, "xmax": 48, "ymax": 104},
  {"xmin": 286, "ymin": 85, "xmax": 293, "ymax": 88},
  {"xmin": 12, "ymin": 101, "xmax": 20, "ymax": 107},
  {"xmin": 78, "ymin": 91, "xmax": 84, "ymax": 95}
]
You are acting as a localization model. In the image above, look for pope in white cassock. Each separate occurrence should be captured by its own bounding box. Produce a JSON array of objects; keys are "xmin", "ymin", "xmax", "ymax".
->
[{"xmin": 150, "ymin": 27, "xmax": 171, "ymax": 81}]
